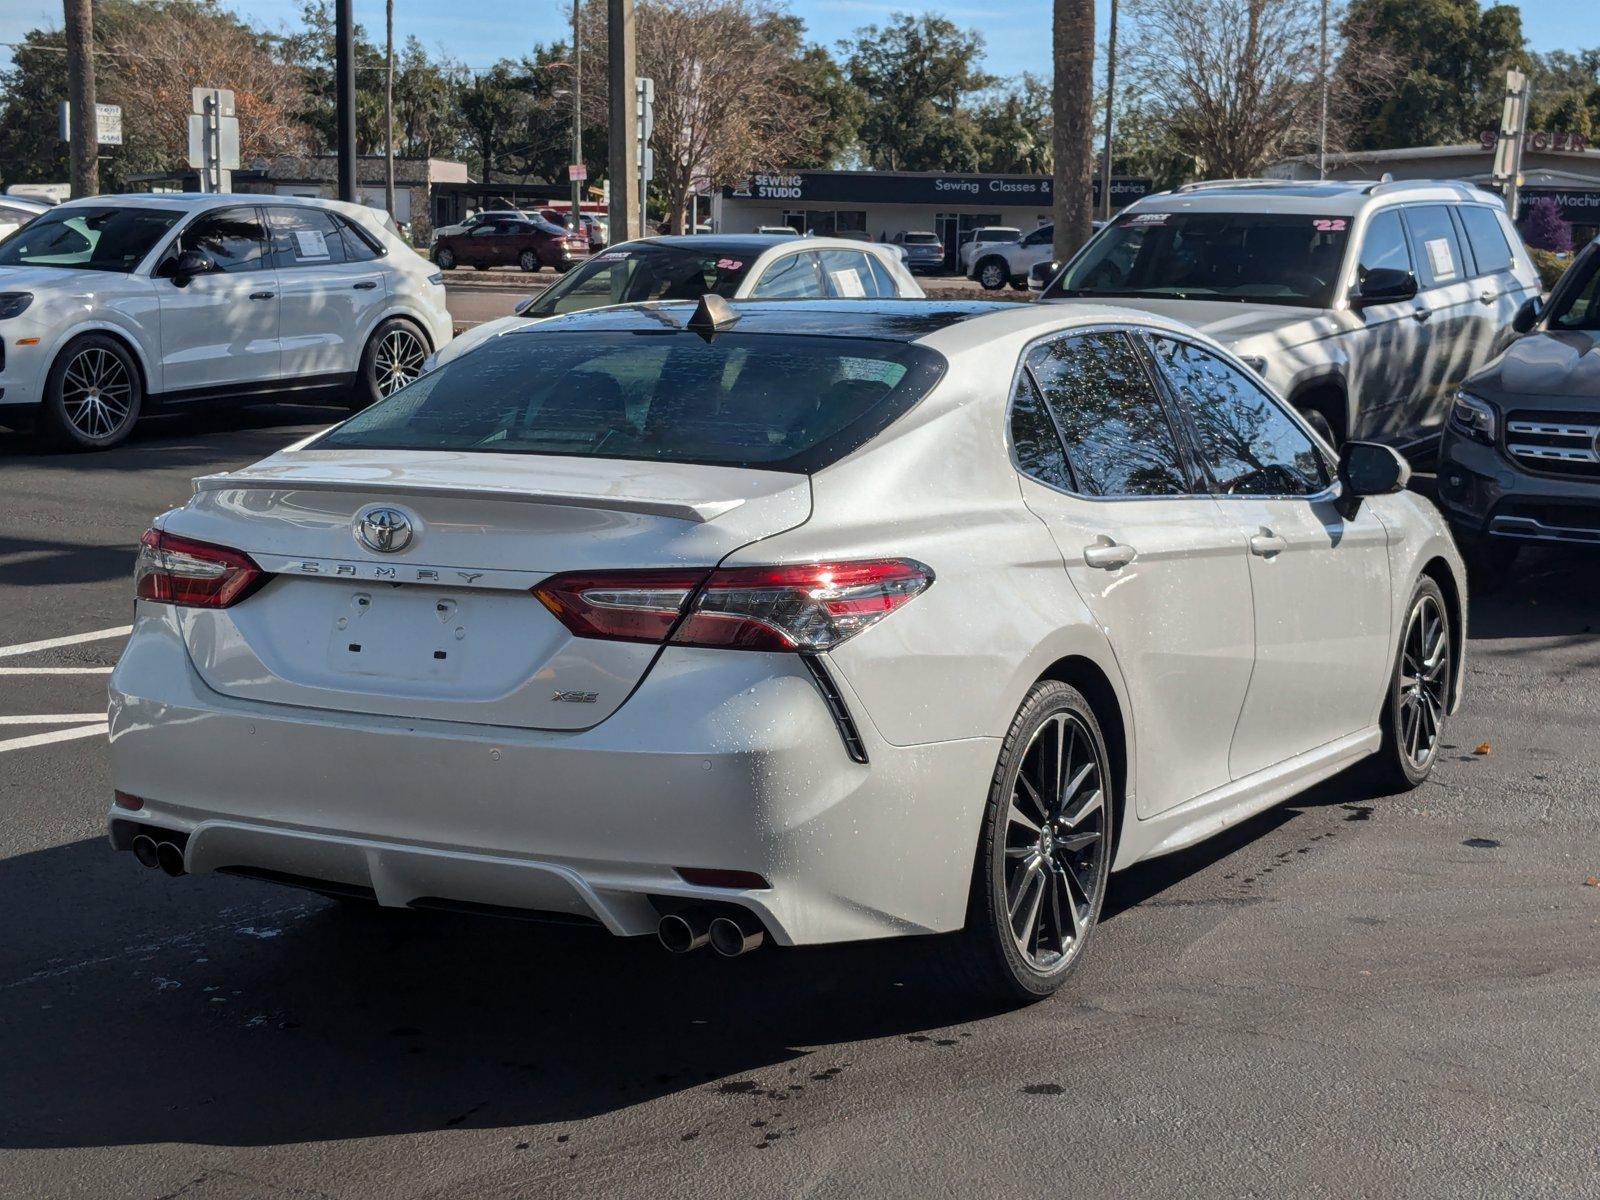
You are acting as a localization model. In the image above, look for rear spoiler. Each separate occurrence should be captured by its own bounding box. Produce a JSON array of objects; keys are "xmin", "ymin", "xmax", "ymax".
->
[{"xmin": 192, "ymin": 472, "xmax": 744, "ymax": 524}]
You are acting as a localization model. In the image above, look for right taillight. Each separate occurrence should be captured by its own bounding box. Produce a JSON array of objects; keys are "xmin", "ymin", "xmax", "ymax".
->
[
  {"xmin": 134, "ymin": 528, "xmax": 265, "ymax": 609},
  {"xmin": 533, "ymin": 559, "xmax": 932, "ymax": 652}
]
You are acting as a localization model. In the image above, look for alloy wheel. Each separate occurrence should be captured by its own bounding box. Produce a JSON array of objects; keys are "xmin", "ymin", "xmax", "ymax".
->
[
  {"xmin": 373, "ymin": 328, "xmax": 427, "ymax": 396},
  {"xmin": 60, "ymin": 346, "xmax": 134, "ymax": 441},
  {"xmin": 979, "ymin": 261, "xmax": 1005, "ymax": 289},
  {"xmin": 1002, "ymin": 710, "xmax": 1108, "ymax": 970},
  {"xmin": 1398, "ymin": 593, "xmax": 1449, "ymax": 770}
]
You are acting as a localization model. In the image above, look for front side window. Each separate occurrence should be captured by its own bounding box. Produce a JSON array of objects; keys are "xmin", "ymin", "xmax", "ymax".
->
[
  {"xmin": 749, "ymin": 252, "xmax": 827, "ymax": 299},
  {"xmin": 266, "ymin": 206, "xmax": 348, "ymax": 268},
  {"xmin": 177, "ymin": 207, "xmax": 268, "ymax": 273},
  {"xmin": 1026, "ymin": 332, "xmax": 1190, "ymax": 498},
  {"xmin": 1457, "ymin": 205, "xmax": 1514, "ymax": 276},
  {"xmin": 0, "ymin": 205, "xmax": 182, "ymax": 273},
  {"xmin": 1403, "ymin": 205, "xmax": 1465, "ymax": 289},
  {"xmin": 1054, "ymin": 211, "xmax": 1351, "ymax": 308},
  {"xmin": 1355, "ymin": 209, "xmax": 1412, "ymax": 286},
  {"xmin": 527, "ymin": 245, "xmax": 759, "ymax": 316},
  {"xmin": 316, "ymin": 331, "xmax": 945, "ymax": 472},
  {"xmin": 1150, "ymin": 337, "xmax": 1329, "ymax": 496}
]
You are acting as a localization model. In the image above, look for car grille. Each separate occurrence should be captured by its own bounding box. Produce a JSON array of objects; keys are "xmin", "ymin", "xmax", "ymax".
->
[{"xmin": 1505, "ymin": 410, "xmax": 1600, "ymax": 479}]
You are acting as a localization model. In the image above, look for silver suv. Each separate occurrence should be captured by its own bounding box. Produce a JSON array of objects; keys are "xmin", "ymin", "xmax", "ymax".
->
[{"xmin": 1039, "ymin": 179, "xmax": 1541, "ymax": 448}]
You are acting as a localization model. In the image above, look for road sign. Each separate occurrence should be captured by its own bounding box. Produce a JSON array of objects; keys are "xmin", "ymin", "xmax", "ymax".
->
[
  {"xmin": 568, "ymin": 163, "xmax": 588, "ymax": 181},
  {"xmin": 1491, "ymin": 70, "xmax": 1531, "ymax": 219},
  {"xmin": 56, "ymin": 102, "xmax": 123, "ymax": 146},
  {"xmin": 191, "ymin": 87, "xmax": 236, "ymax": 118},
  {"xmin": 188, "ymin": 88, "xmax": 241, "ymax": 192},
  {"xmin": 186, "ymin": 115, "xmax": 240, "ymax": 171}
]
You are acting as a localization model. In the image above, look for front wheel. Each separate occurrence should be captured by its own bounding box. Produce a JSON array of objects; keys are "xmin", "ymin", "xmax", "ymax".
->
[
  {"xmin": 976, "ymin": 257, "xmax": 1008, "ymax": 290},
  {"xmin": 350, "ymin": 319, "xmax": 429, "ymax": 410},
  {"xmin": 40, "ymin": 334, "xmax": 143, "ymax": 450},
  {"xmin": 1368, "ymin": 576, "xmax": 1452, "ymax": 793},
  {"xmin": 518, "ymin": 249, "xmax": 539, "ymax": 273},
  {"xmin": 434, "ymin": 246, "xmax": 455, "ymax": 270},
  {"xmin": 945, "ymin": 680, "xmax": 1114, "ymax": 1001}
]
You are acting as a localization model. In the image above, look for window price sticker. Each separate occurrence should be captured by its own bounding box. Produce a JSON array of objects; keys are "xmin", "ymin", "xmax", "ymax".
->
[
  {"xmin": 1424, "ymin": 237, "xmax": 1457, "ymax": 281},
  {"xmin": 292, "ymin": 229, "xmax": 330, "ymax": 260}
]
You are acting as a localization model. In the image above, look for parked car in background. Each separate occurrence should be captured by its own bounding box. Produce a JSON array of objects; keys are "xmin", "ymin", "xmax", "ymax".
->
[
  {"xmin": 974, "ymin": 221, "xmax": 1106, "ymax": 291},
  {"xmin": 891, "ymin": 230, "xmax": 944, "ymax": 274},
  {"xmin": 1437, "ymin": 236, "xmax": 1600, "ymax": 576},
  {"xmin": 958, "ymin": 226, "xmax": 1021, "ymax": 273},
  {"xmin": 0, "ymin": 193, "xmax": 450, "ymax": 449},
  {"xmin": 433, "ymin": 234, "xmax": 922, "ymax": 367},
  {"xmin": 0, "ymin": 194, "xmax": 49, "ymax": 241},
  {"xmin": 432, "ymin": 213, "xmax": 588, "ymax": 273},
  {"xmin": 107, "ymin": 298, "xmax": 1464, "ymax": 1001},
  {"xmin": 757, "ymin": 225, "xmax": 801, "ymax": 237},
  {"xmin": 430, "ymin": 207, "xmax": 529, "ymax": 243},
  {"xmin": 1039, "ymin": 179, "xmax": 1541, "ymax": 448}
]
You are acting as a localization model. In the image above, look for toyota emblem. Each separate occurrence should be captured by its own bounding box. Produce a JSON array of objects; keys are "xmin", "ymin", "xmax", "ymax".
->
[{"xmin": 354, "ymin": 506, "xmax": 415, "ymax": 554}]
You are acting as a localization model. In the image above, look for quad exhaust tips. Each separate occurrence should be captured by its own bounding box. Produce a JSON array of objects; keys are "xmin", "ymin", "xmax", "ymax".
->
[
  {"xmin": 131, "ymin": 833, "xmax": 187, "ymax": 877},
  {"xmin": 657, "ymin": 907, "xmax": 767, "ymax": 957}
]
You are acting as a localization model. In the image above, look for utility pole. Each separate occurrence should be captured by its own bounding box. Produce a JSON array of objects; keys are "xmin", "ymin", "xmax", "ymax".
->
[
  {"xmin": 1051, "ymin": 0, "xmax": 1096, "ymax": 262},
  {"xmin": 571, "ymin": 0, "xmax": 582, "ymax": 229},
  {"xmin": 63, "ymin": 0, "xmax": 98, "ymax": 198},
  {"xmin": 1317, "ymin": 0, "xmax": 1329, "ymax": 180},
  {"xmin": 335, "ymin": 0, "xmax": 357, "ymax": 203},
  {"xmin": 1099, "ymin": 0, "xmax": 1118, "ymax": 221},
  {"xmin": 606, "ymin": 0, "xmax": 639, "ymax": 243},
  {"xmin": 384, "ymin": 0, "xmax": 396, "ymax": 218}
]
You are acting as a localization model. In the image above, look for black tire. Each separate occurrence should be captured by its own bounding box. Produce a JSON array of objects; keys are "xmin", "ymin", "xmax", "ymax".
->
[
  {"xmin": 518, "ymin": 249, "xmax": 539, "ymax": 273},
  {"xmin": 1368, "ymin": 575, "xmax": 1452, "ymax": 794},
  {"xmin": 1009, "ymin": 276, "xmax": 1028, "ymax": 292},
  {"xmin": 434, "ymin": 246, "xmax": 455, "ymax": 270},
  {"xmin": 941, "ymin": 680, "xmax": 1115, "ymax": 1001},
  {"xmin": 976, "ymin": 256, "xmax": 1009, "ymax": 291},
  {"xmin": 350, "ymin": 318, "xmax": 430, "ymax": 411},
  {"xmin": 39, "ymin": 333, "xmax": 143, "ymax": 451},
  {"xmin": 1299, "ymin": 405, "xmax": 1339, "ymax": 448}
]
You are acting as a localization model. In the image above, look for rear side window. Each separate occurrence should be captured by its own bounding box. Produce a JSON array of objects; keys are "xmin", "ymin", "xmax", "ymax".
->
[
  {"xmin": 1457, "ymin": 206, "xmax": 1514, "ymax": 276},
  {"xmin": 1009, "ymin": 369, "xmax": 1073, "ymax": 491},
  {"xmin": 866, "ymin": 253, "xmax": 897, "ymax": 297},
  {"xmin": 318, "ymin": 331, "xmax": 946, "ymax": 472},
  {"xmin": 749, "ymin": 252, "xmax": 827, "ymax": 299},
  {"xmin": 1025, "ymin": 332, "xmax": 1190, "ymax": 498},
  {"xmin": 266, "ymin": 206, "xmax": 348, "ymax": 268},
  {"xmin": 818, "ymin": 249, "xmax": 883, "ymax": 298},
  {"xmin": 1403, "ymin": 205, "xmax": 1465, "ymax": 288}
]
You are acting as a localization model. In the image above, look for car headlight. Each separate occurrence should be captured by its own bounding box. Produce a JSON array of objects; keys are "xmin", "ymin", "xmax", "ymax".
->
[
  {"xmin": 0, "ymin": 292, "xmax": 34, "ymax": 320},
  {"xmin": 1449, "ymin": 391, "xmax": 1496, "ymax": 444}
]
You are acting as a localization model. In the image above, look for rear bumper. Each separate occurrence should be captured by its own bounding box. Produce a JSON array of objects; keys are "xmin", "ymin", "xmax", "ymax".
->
[
  {"xmin": 107, "ymin": 607, "xmax": 996, "ymax": 946},
  {"xmin": 1437, "ymin": 427, "xmax": 1600, "ymax": 546}
]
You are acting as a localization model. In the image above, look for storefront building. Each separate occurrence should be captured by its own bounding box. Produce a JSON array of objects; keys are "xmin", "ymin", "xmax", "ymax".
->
[
  {"xmin": 713, "ymin": 170, "xmax": 1153, "ymax": 271},
  {"xmin": 1267, "ymin": 139, "xmax": 1600, "ymax": 248}
]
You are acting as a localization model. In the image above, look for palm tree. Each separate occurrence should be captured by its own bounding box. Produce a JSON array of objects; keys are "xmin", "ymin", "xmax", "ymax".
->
[{"xmin": 1051, "ymin": 0, "xmax": 1096, "ymax": 263}]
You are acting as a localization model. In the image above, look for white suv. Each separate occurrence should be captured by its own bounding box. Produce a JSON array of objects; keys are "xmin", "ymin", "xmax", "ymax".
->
[
  {"xmin": 0, "ymin": 193, "xmax": 452, "ymax": 450},
  {"xmin": 1039, "ymin": 180, "xmax": 1541, "ymax": 448},
  {"xmin": 968, "ymin": 221, "xmax": 1106, "ymax": 291}
]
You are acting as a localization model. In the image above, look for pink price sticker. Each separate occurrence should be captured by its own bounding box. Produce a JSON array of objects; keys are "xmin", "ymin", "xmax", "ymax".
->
[
  {"xmin": 1313, "ymin": 218, "xmax": 1348, "ymax": 232},
  {"xmin": 715, "ymin": 258, "xmax": 744, "ymax": 271}
]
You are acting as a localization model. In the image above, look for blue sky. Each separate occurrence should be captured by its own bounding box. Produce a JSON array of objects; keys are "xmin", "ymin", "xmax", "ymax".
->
[{"xmin": 0, "ymin": 0, "xmax": 1589, "ymax": 76}]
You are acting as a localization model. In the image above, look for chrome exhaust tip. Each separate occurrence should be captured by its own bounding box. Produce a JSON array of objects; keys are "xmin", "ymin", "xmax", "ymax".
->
[
  {"xmin": 708, "ymin": 913, "xmax": 765, "ymax": 958},
  {"xmin": 657, "ymin": 910, "xmax": 710, "ymax": 954},
  {"xmin": 131, "ymin": 834, "xmax": 161, "ymax": 870},
  {"xmin": 155, "ymin": 840, "xmax": 187, "ymax": 877}
]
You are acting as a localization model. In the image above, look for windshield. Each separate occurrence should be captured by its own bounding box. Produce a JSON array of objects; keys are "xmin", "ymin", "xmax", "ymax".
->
[
  {"xmin": 977, "ymin": 230, "xmax": 1019, "ymax": 242},
  {"xmin": 0, "ymin": 205, "xmax": 182, "ymax": 273},
  {"xmin": 524, "ymin": 246, "xmax": 760, "ymax": 317},
  {"xmin": 1053, "ymin": 211, "xmax": 1351, "ymax": 307},
  {"xmin": 1548, "ymin": 250, "xmax": 1600, "ymax": 331},
  {"xmin": 317, "ymin": 330, "xmax": 945, "ymax": 472}
]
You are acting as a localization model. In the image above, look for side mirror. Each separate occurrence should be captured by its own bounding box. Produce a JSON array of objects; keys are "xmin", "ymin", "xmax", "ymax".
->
[
  {"xmin": 1353, "ymin": 267, "xmax": 1417, "ymax": 306},
  {"xmin": 1335, "ymin": 441, "xmax": 1410, "ymax": 518},
  {"xmin": 168, "ymin": 248, "xmax": 214, "ymax": 287},
  {"xmin": 1511, "ymin": 295, "xmax": 1543, "ymax": 334}
]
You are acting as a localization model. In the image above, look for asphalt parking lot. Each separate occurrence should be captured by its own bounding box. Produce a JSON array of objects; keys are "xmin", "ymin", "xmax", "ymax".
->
[{"xmin": 2, "ymin": 404, "xmax": 1598, "ymax": 1199}]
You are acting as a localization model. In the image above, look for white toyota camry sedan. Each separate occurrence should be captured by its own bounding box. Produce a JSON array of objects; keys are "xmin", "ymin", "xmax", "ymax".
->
[{"xmin": 107, "ymin": 298, "xmax": 1466, "ymax": 999}]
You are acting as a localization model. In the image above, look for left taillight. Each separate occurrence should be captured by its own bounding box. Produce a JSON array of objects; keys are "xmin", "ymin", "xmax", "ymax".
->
[
  {"xmin": 134, "ymin": 528, "xmax": 265, "ymax": 609},
  {"xmin": 533, "ymin": 559, "xmax": 933, "ymax": 653}
]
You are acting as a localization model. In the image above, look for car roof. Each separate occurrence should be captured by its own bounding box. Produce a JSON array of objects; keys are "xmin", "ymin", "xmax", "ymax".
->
[
  {"xmin": 1126, "ymin": 177, "xmax": 1490, "ymax": 215},
  {"xmin": 53, "ymin": 191, "xmax": 368, "ymax": 215},
  {"xmin": 636, "ymin": 234, "xmax": 883, "ymax": 252},
  {"xmin": 507, "ymin": 297, "xmax": 1201, "ymax": 349}
]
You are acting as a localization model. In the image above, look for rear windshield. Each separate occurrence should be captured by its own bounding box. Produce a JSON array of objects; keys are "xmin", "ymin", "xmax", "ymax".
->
[
  {"xmin": 523, "ymin": 245, "xmax": 760, "ymax": 317},
  {"xmin": 0, "ymin": 205, "xmax": 182, "ymax": 273},
  {"xmin": 318, "ymin": 330, "xmax": 947, "ymax": 472},
  {"xmin": 901, "ymin": 233, "xmax": 939, "ymax": 245}
]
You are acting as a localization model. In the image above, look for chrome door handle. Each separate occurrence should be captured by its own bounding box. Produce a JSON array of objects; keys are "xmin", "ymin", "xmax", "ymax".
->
[
  {"xmin": 249, "ymin": 291, "xmax": 275, "ymax": 300},
  {"xmin": 1478, "ymin": 290, "xmax": 1496, "ymax": 305},
  {"xmin": 353, "ymin": 281, "xmax": 378, "ymax": 290},
  {"xmin": 1249, "ymin": 532, "xmax": 1288, "ymax": 558},
  {"xmin": 1083, "ymin": 538, "xmax": 1136, "ymax": 570}
]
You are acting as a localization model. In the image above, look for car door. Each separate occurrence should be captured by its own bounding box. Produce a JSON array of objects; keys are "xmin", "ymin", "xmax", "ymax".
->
[
  {"xmin": 458, "ymin": 224, "xmax": 499, "ymax": 266},
  {"xmin": 265, "ymin": 205, "xmax": 388, "ymax": 382},
  {"xmin": 1347, "ymin": 207, "xmax": 1429, "ymax": 442},
  {"xmin": 1010, "ymin": 330, "xmax": 1256, "ymax": 818},
  {"xmin": 1454, "ymin": 203, "xmax": 1528, "ymax": 375},
  {"xmin": 1399, "ymin": 203, "xmax": 1477, "ymax": 439},
  {"xmin": 1146, "ymin": 334, "xmax": 1394, "ymax": 777},
  {"xmin": 153, "ymin": 204, "xmax": 280, "ymax": 393},
  {"xmin": 747, "ymin": 251, "xmax": 828, "ymax": 298}
]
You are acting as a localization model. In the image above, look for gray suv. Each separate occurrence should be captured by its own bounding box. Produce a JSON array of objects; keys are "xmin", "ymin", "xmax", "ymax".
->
[{"xmin": 1040, "ymin": 179, "xmax": 1542, "ymax": 449}]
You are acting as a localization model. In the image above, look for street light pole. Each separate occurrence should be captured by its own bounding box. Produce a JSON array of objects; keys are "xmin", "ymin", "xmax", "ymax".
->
[
  {"xmin": 335, "ymin": 0, "xmax": 357, "ymax": 203},
  {"xmin": 63, "ymin": 0, "xmax": 98, "ymax": 198},
  {"xmin": 571, "ymin": 0, "xmax": 583, "ymax": 229},
  {"xmin": 1099, "ymin": 0, "xmax": 1117, "ymax": 221}
]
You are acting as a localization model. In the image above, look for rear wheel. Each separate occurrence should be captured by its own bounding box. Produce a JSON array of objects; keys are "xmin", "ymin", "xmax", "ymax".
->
[
  {"xmin": 518, "ymin": 249, "xmax": 539, "ymax": 273},
  {"xmin": 976, "ymin": 256, "xmax": 1008, "ymax": 291},
  {"xmin": 350, "ymin": 319, "xmax": 429, "ymax": 410},
  {"xmin": 944, "ymin": 681, "xmax": 1114, "ymax": 1000},
  {"xmin": 434, "ymin": 246, "xmax": 455, "ymax": 270},
  {"xmin": 40, "ymin": 334, "xmax": 143, "ymax": 450},
  {"xmin": 1369, "ymin": 576, "xmax": 1452, "ymax": 793}
]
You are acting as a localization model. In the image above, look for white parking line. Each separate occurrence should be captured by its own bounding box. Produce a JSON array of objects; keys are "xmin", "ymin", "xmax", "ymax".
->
[
  {"xmin": 0, "ymin": 713, "xmax": 108, "ymax": 724},
  {"xmin": 0, "ymin": 667, "xmax": 114, "ymax": 676},
  {"xmin": 0, "ymin": 625, "xmax": 132, "ymax": 659},
  {"xmin": 0, "ymin": 723, "xmax": 108, "ymax": 754}
]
